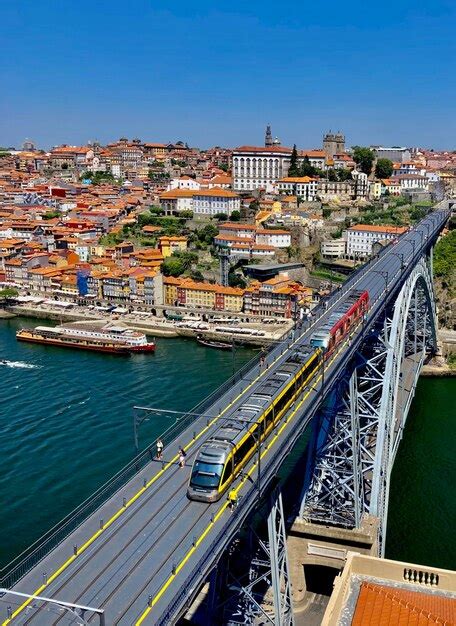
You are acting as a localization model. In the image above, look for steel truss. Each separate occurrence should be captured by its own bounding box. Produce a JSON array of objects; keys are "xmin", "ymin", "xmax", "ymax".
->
[
  {"xmin": 300, "ymin": 257, "xmax": 437, "ymax": 555},
  {"xmin": 222, "ymin": 489, "xmax": 294, "ymax": 626}
]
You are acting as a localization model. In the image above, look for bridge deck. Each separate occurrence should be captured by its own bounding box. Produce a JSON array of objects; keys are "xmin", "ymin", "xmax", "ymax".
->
[{"xmin": 1, "ymin": 209, "xmax": 450, "ymax": 625}]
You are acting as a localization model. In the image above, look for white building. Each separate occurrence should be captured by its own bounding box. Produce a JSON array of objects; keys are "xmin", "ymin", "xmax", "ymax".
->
[
  {"xmin": 320, "ymin": 239, "xmax": 347, "ymax": 259},
  {"xmin": 159, "ymin": 189, "xmax": 194, "ymax": 214},
  {"xmin": 232, "ymin": 146, "xmax": 292, "ymax": 192},
  {"xmin": 345, "ymin": 224, "xmax": 407, "ymax": 258},
  {"xmin": 232, "ymin": 146, "xmax": 329, "ymax": 191},
  {"xmin": 372, "ymin": 146, "xmax": 412, "ymax": 163},
  {"xmin": 255, "ymin": 229, "xmax": 291, "ymax": 248},
  {"xmin": 167, "ymin": 176, "xmax": 201, "ymax": 191},
  {"xmin": 392, "ymin": 174, "xmax": 429, "ymax": 191},
  {"xmin": 276, "ymin": 176, "xmax": 319, "ymax": 201},
  {"xmin": 192, "ymin": 188, "xmax": 240, "ymax": 216}
]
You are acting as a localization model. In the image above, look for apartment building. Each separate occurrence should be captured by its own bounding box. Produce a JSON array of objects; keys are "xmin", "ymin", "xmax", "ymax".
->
[
  {"xmin": 346, "ymin": 224, "xmax": 407, "ymax": 257},
  {"xmin": 243, "ymin": 275, "xmax": 312, "ymax": 318},
  {"xmin": 163, "ymin": 277, "xmax": 244, "ymax": 311}
]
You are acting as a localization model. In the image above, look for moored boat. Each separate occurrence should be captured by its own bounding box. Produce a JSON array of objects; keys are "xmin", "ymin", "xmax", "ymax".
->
[
  {"xmin": 196, "ymin": 335, "xmax": 233, "ymax": 350},
  {"xmin": 16, "ymin": 324, "xmax": 155, "ymax": 354}
]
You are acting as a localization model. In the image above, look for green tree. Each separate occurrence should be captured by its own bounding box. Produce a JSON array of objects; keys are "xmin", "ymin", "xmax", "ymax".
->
[
  {"xmin": 337, "ymin": 168, "xmax": 353, "ymax": 181},
  {"xmin": 230, "ymin": 210, "xmax": 241, "ymax": 222},
  {"xmin": 179, "ymin": 210, "xmax": 194, "ymax": 219},
  {"xmin": 288, "ymin": 144, "xmax": 300, "ymax": 176},
  {"xmin": 42, "ymin": 210, "xmax": 61, "ymax": 220},
  {"xmin": 228, "ymin": 272, "xmax": 247, "ymax": 289},
  {"xmin": 189, "ymin": 269, "xmax": 204, "ymax": 282},
  {"xmin": 197, "ymin": 223, "xmax": 219, "ymax": 245},
  {"xmin": 326, "ymin": 168, "xmax": 337, "ymax": 181},
  {"xmin": 0, "ymin": 287, "xmax": 19, "ymax": 299},
  {"xmin": 299, "ymin": 156, "xmax": 318, "ymax": 177},
  {"xmin": 214, "ymin": 212, "xmax": 228, "ymax": 221},
  {"xmin": 375, "ymin": 158, "xmax": 394, "ymax": 179},
  {"xmin": 352, "ymin": 146, "xmax": 375, "ymax": 175},
  {"xmin": 161, "ymin": 250, "xmax": 198, "ymax": 277}
]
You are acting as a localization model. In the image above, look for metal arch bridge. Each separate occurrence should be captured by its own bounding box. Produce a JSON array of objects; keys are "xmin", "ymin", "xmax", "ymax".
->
[{"xmin": 0, "ymin": 206, "xmax": 451, "ymax": 626}]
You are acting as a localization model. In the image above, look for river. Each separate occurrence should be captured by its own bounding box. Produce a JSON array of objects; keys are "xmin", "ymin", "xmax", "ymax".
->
[{"xmin": 0, "ymin": 317, "xmax": 454, "ymax": 571}]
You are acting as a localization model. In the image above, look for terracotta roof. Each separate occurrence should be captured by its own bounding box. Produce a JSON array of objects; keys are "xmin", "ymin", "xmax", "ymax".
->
[
  {"xmin": 349, "ymin": 224, "xmax": 408, "ymax": 234},
  {"xmin": 256, "ymin": 228, "xmax": 291, "ymax": 235},
  {"xmin": 220, "ymin": 222, "xmax": 256, "ymax": 230},
  {"xmin": 194, "ymin": 187, "xmax": 238, "ymax": 198},
  {"xmin": 159, "ymin": 189, "xmax": 195, "ymax": 199},
  {"xmin": 353, "ymin": 581, "xmax": 456, "ymax": 625},
  {"xmin": 278, "ymin": 176, "xmax": 317, "ymax": 183},
  {"xmin": 298, "ymin": 150, "xmax": 326, "ymax": 158},
  {"xmin": 234, "ymin": 145, "xmax": 292, "ymax": 154}
]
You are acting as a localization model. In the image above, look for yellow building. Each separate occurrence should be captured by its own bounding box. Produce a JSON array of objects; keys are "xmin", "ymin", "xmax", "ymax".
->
[
  {"xmin": 163, "ymin": 277, "xmax": 244, "ymax": 311},
  {"xmin": 370, "ymin": 181, "xmax": 382, "ymax": 199},
  {"xmin": 158, "ymin": 236, "xmax": 188, "ymax": 258}
]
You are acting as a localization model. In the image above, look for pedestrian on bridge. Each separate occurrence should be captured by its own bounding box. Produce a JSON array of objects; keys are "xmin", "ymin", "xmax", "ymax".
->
[
  {"xmin": 156, "ymin": 438, "xmax": 163, "ymax": 460},
  {"xmin": 179, "ymin": 446, "xmax": 187, "ymax": 468},
  {"xmin": 228, "ymin": 489, "xmax": 238, "ymax": 511}
]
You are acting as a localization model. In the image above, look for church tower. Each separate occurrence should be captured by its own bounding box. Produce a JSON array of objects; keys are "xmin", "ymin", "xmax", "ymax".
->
[{"xmin": 265, "ymin": 125, "xmax": 273, "ymax": 147}]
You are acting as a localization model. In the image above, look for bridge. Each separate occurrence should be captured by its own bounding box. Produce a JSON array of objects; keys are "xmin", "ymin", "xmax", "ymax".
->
[{"xmin": 0, "ymin": 205, "xmax": 451, "ymax": 625}]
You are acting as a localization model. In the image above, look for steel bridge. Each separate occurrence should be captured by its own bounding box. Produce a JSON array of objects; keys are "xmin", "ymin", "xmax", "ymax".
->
[{"xmin": 0, "ymin": 206, "xmax": 451, "ymax": 626}]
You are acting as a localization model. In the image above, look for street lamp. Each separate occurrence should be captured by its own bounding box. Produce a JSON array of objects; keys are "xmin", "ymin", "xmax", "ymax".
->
[
  {"xmin": 390, "ymin": 252, "xmax": 405, "ymax": 271},
  {"xmin": 373, "ymin": 270, "xmax": 389, "ymax": 295}
]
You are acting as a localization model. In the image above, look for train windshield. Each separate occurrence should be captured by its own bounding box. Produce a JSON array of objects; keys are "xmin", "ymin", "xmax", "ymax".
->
[{"xmin": 190, "ymin": 461, "xmax": 224, "ymax": 488}]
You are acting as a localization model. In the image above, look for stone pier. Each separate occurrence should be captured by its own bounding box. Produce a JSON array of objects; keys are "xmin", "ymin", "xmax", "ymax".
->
[{"xmin": 288, "ymin": 514, "xmax": 379, "ymax": 609}]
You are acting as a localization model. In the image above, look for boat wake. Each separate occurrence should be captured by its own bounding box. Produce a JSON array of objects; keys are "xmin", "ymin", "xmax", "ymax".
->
[{"xmin": 0, "ymin": 360, "xmax": 41, "ymax": 369}]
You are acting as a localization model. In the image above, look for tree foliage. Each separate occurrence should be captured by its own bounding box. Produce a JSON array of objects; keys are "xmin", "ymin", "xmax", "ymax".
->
[
  {"xmin": 352, "ymin": 146, "xmax": 375, "ymax": 175},
  {"xmin": 433, "ymin": 230, "xmax": 456, "ymax": 291},
  {"xmin": 197, "ymin": 223, "xmax": 218, "ymax": 245},
  {"xmin": 288, "ymin": 144, "xmax": 300, "ymax": 176},
  {"xmin": 161, "ymin": 251, "xmax": 198, "ymax": 277},
  {"xmin": 375, "ymin": 158, "xmax": 394, "ymax": 179},
  {"xmin": 230, "ymin": 210, "xmax": 241, "ymax": 222},
  {"xmin": 0, "ymin": 287, "xmax": 19, "ymax": 299}
]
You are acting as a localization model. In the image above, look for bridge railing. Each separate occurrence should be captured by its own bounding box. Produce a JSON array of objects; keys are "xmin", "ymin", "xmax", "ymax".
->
[
  {"xmin": 2, "ymin": 210, "xmax": 448, "ymax": 590},
  {"xmin": 0, "ymin": 335, "xmax": 289, "ymax": 590}
]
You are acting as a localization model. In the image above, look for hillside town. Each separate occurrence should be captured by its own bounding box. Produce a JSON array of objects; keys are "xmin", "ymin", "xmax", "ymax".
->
[{"xmin": 1, "ymin": 129, "xmax": 455, "ymax": 337}]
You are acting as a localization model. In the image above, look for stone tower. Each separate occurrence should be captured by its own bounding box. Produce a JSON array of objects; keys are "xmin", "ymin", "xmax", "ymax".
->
[
  {"xmin": 323, "ymin": 131, "xmax": 345, "ymax": 158},
  {"xmin": 265, "ymin": 125, "xmax": 273, "ymax": 147}
]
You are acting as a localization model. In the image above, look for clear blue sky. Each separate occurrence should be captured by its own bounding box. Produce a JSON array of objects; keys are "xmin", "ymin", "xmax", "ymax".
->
[{"xmin": 1, "ymin": 0, "xmax": 455, "ymax": 150}]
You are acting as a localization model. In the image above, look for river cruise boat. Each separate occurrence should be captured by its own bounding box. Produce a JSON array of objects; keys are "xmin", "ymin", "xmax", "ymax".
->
[{"xmin": 16, "ymin": 324, "xmax": 155, "ymax": 354}]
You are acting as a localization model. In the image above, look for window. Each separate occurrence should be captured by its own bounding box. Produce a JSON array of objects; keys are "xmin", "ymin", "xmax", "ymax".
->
[{"xmin": 190, "ymin": 461, "xmax": 223, "ymax": 488}]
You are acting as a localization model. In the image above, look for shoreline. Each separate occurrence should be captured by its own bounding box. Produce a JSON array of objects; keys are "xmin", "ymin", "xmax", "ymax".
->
[{"xmin": 3, "ymin": 304, "xmax": 289, "ymax": 347}]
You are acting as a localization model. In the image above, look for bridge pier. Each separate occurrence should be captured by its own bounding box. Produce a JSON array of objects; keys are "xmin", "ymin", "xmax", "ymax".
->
[{"xmin": 287, "ymin": 514, "xmax": 379, "ymax": 609}]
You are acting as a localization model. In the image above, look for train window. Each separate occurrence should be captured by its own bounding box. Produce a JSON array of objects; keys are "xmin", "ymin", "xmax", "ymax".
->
[
  {"xmin": 234, "ymin": 430, "xmax": 257, "ymax": 468},
  {"xmin": 263, "ymin": 406, "xmax": 274, "ymax": 430},
  {"xmin": 220, "ymin": 457, "xmax": 233, "ymax": 487},
  {"xmin": 190, "ymin": 461, "xmax": 224, "ymax": 488}
]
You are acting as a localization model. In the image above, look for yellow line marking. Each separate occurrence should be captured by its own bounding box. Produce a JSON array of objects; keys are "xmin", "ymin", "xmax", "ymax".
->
[
  {"xmin": 2, "ymin": 348, "xmax": 285, "ymax": 624},
  {"xmin": 134, "ymin": 336, "xmax": 351, "ymax": 625},
  {"xmin": 5, "ymin": 283, "xmax": 368, "ymax": 625}
]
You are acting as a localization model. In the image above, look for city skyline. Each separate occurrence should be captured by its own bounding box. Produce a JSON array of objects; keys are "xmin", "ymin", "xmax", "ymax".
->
[{"xmin": 1, "ymin": 0, "xmax": 455, "ymax": 150}]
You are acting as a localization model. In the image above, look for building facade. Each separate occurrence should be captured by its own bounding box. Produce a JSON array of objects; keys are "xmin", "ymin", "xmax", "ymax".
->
[{"xmin": 346, "ymin": 224, "xmax": 407, "ymax": 257}]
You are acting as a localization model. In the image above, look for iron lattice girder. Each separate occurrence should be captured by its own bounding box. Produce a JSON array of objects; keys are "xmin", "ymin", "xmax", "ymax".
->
[
  {"xmin": 228, "ymin": 489, "xmax": 294, "ymax": 626},
  {"xmin": 300, "ymin": 257, "xmax": 437, "ymax": 554}
]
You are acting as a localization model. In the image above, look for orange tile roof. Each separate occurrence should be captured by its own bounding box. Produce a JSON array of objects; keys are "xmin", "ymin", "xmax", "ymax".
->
[
  {"xmin": 349, "ymin": 224, "xmax": 408, "ymax": 234},
  {"xmin": 278, "ymin": 176, "xmax": 317, "ymax": 183},
  {"xmin": 235, "ymin": 145, "xmax": 292, "ymax": 154},
  {"xmin": 159, "ymin": 189, "xmax": 195, "ymax": 199},
  {"xmin": 298, "ymin": 149, "xmax": 326, "ymax": 158},
  {"xmin": 353, "ymin": 582, "xmax": 456, "ymax": 626},
  {"xmin": 194, "ymin": 187, "xmax": 238, "ymax": 198},
  {"xmin": 256, "ymin": 228, "xmax": 291, "ymax": 235},
  {"xmin": 220, "ymin": 222, "xmax": 256, "ymax": 230}
]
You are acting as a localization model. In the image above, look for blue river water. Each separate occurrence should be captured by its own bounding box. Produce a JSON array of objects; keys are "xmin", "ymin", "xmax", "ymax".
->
[{"xmin": 0, "ymin": 317, "xmax": 454, "ymax": 571}]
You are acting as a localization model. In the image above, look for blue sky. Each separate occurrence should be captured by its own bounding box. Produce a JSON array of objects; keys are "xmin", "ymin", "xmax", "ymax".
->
[{"xmin": 1, "ymin": 0, "xmax": 455, "ymax": 149}]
